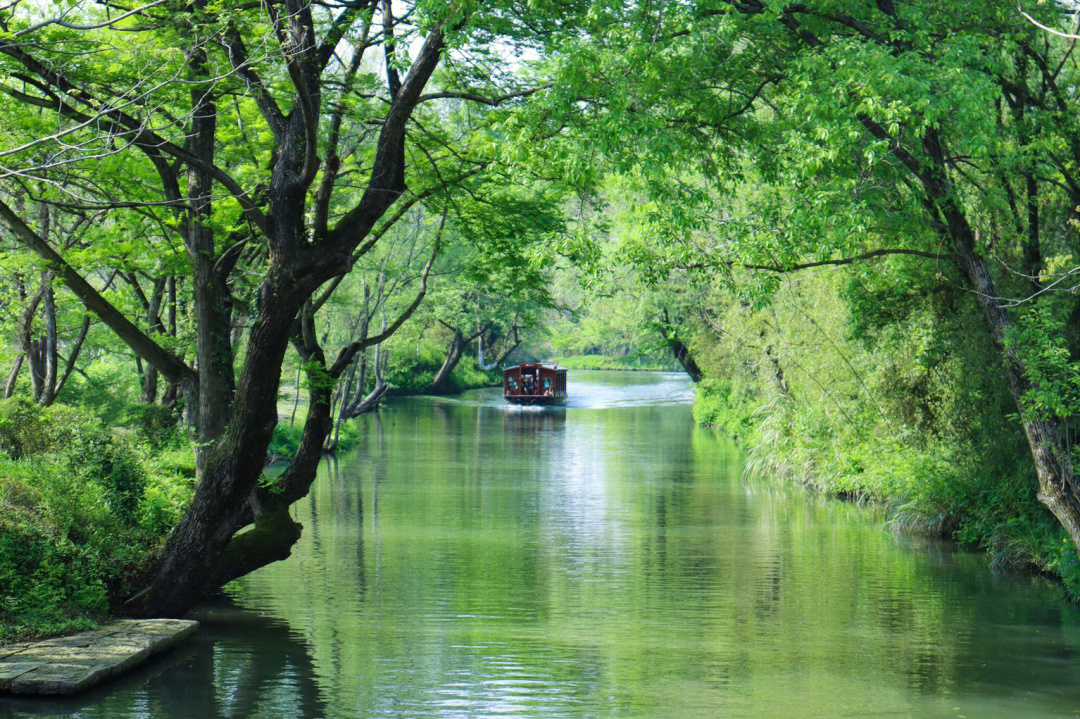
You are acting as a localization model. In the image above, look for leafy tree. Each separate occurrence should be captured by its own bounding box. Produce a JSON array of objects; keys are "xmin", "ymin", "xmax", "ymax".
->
[
  {"xmin": 0, "ymin": 0, "xmax": 585, "ymax": 616},
  {"xmin": 523, "ymin": 0, "xmax": 1080, "ymax": 563}
]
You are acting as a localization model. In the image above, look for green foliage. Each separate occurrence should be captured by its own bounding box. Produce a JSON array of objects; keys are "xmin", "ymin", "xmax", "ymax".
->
[
  {"xmin": 66, "ymin": 434, "xmax": 146, "ymax": 521},
  {"xmin": 1007, "ymin": 304, "xmax": 1080, "ymax": 424},
  {"xmin": 0, "ymin": 398, "xmax": 46, "ymax": 458},
  {"xmin": 692, "ymin": 379, "xmax": 759, "ymax": 442},
  {"xmin": 117, "ymin": 404, "xmax": 186, "ymax": 450},
  {"xmin": 268, "ymin": 416, "xmax": 363, "ymax": 463},
  {"xmin": 267, "ymin": 422, "xmax": 304, "ymax": 461},
  {"xmin": 0, "ymin": 514, "xmax": 107, "ymax": 644},
  {"xmin": 0, "ymin": 400, "xmax": 193, "ymax": 642},
  {"xmin": 691, "ymin": 267, "xmax": 1080, "ymax": 596},
  {"xmin": 381, "ymin": 338, "xmax": 501, "ymax": 395},
  {"xmin": 549, "ymin": 354, "xmax": 674, "ymax": 371}
]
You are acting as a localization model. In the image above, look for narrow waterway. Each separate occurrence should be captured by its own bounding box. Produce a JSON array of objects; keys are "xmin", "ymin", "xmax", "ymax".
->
[{"xmin": 7, "ymin": 370, "xmax": 1080, "ymax": 718}]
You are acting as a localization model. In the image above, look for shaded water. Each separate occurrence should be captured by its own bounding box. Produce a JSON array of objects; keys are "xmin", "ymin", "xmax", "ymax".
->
[{"xmin": 6, "ymin": 370, "xmax": 1080, "ymax": 718}]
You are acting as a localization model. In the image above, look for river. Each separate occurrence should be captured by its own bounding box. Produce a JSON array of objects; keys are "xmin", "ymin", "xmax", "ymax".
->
[{"xmin": 5, "ymin": 370, "xmax": 1080, "ymax": 718}]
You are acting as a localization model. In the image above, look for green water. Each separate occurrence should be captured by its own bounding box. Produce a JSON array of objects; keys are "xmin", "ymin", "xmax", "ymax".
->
[{"xmin": 6, "ymin": 370, "xmax": 1080, "ymax": 718}]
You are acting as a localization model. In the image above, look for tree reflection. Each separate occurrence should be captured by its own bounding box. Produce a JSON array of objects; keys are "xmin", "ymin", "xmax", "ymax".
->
[{"xmin": 0, "ymin": 599, "xmax": 326, "ymax": 719}]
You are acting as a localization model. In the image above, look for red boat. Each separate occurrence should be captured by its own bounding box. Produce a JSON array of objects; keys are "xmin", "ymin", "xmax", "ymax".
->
[{"xmin": 503, "ymin": 363, "xmax": 568, "ymax": 406}]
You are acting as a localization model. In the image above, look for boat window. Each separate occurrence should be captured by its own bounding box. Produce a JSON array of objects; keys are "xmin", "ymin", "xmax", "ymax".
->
[
  {"xmin": 507, "ymin": 377, "xmax": 518, "ymax": 390},
  {"xmin": 543, "ymin": 378, "xmax": 551, "ymax": 389}
]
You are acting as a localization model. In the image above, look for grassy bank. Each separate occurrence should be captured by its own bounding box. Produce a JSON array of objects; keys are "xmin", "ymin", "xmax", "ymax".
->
[
  {"xmin": 694, "ymin": 378, "xmax": 1080, "ymax": 596},
  {"xmin": 266, "ymin": 413, "xmax": 363, "ymax": 463},
  {"xmin": 0, "ymin": 398, "xmax": 195, "ymax": 644},
  {"xmin": 384, "ymin": 346, "xmax": 502, "ymax": 395}
]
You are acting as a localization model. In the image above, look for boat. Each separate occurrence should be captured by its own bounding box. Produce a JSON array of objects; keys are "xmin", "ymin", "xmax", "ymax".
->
[{"xmin": 503, "ymin": 363, "xmax": 568, "ymax": 406}]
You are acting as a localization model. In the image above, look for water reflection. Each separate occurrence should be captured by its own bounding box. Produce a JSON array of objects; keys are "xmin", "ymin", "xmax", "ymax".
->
[
  {"xmin": 501, "ymin": 406, "xmax": 567, "ymax": 434},
  {"xmin": 8, "ymin": 370, "xmax": 1080, "ymax": 718},
  {"xmin": 0, "ymin": 599, "xmax": 324, "ymax": 719}
]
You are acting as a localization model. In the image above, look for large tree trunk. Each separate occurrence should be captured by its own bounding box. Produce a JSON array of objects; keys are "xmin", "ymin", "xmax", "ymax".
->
[
  {"xmin": 142, "ymin": 365, "xmax": 159, "ymax": 405},
  {"xmin": 142, "ymin": 277, "xmax": 167, "ymax": 404},
  {"xmin": 40, "ymin": 284, "xmax": 58, "ymax": 403},
  {"xmin": 53, "ymin": 315, "xmax": 91, "ymax": 403},
  {"xmin": 4, "ymin": 275, "xmax": 48, "ymax": 398},
  {"xmin": 917, "ymin": 130, "xmax": 1080, "ymax": 557},
  {"xmin": 122, "ymin": 265, "xmax": 318, "ymax": 618},
  {"xmin": 198, "ymin": 307, "xmax": 334, "ymax": 593},
  {"xmin": 186, "ymin": 49, "xmax": 236, "ymax": 471},
  {"xmin": 340, "ymin": 294, "xmax": 372, "ymax": 416},
  {"xmin": 476, "ymin": 323, "xmax": 521, "ymax": 371},
  {"xmin": 432, "ymin": 319, "xmax": 489, "ymax": 394},
  {"xmin": 27, "ymin": 281, "xmax": 59, "ymax": 405},
  {"xmin": 349, "ymin": 375, "xmax": 390, "ymax": 416},
  {"xmin": 431, "ymin": 329, "xmax": 466, "ymax": 394},
  {"xmin": 343, "ymin": 342, "xmax": 390, "ymax": 419},
  {"xmin": 3, "ymin": 354, "xmax": 24, "ymax": 399},
  {"xmin": 667, "ymin": 335, "xmax": 702, "ymax": 383},
  {"xmin": 948, "ymin": 207, "xmax": 1080, "ymax": 549},
  {"xmin": 657, "ymin": 318, "xmax": 702, "ymax": 382}
]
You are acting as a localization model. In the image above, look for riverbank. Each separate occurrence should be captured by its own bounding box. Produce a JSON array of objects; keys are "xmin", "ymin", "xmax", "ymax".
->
[
  {"xmin": 693, "ymin": 378, "xmax": 1080, "ymax": 598},
  {"xmin": 64, "ymin": 369, "xmax": 1080, "ymax": 719},
  {"xmin": 0, "ymin": 399, "xmax": 195, "ymax": 645}
]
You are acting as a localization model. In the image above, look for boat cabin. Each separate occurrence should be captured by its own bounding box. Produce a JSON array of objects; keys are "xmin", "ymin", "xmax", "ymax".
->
[{"xmin": 503, "ymin": 363, "xmax": 567, "ymax": 405}]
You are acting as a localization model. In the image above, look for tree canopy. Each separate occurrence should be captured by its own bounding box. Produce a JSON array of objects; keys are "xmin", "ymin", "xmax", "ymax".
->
[{"xmin": 8, "ymin": 0, "xmax": 1080, "ymax": 617}]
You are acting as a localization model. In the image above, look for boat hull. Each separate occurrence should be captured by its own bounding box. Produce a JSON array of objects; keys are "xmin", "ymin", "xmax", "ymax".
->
[{"xmin": 504, "ymin": 394, "xmax": 567, "ymax": 406}]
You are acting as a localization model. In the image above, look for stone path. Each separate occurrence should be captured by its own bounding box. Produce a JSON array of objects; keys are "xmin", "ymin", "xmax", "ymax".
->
[{"xmin": 0, "ymin": 619, "xmax": 198, "ymax": 696}]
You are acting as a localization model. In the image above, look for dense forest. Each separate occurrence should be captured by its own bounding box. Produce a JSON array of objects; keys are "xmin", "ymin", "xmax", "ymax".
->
[{"xmin": 5, "ymin": 0, "xmax": 1080, "ymax": 644}]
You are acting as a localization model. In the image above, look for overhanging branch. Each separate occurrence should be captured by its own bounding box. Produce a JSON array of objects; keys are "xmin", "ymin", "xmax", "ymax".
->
[
  {"xmin": 0, "ymin": 197, "xmax": 196, "ymax": 385},
  {"xmin": 683, "ymin": 247, "xmax": 956, "ymax": 273}
]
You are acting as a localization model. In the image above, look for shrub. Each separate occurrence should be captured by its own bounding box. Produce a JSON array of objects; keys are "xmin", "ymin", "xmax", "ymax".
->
[
  {"xmin": 116, "ymin": 403, "xmax": 183, "ymax": 449},
  {"xmin": 693, "ymin": 379, "xmax": 760, "ymax": 442},
  {"xmin": 0, "ymin": 520, "xmax": 107, "ymax": 644},
  {"xmin": 0, "ymin": 398, "xmax": 47, "ymax": 458},
  {"xmin": 139, "ymin": 470, "xmax": 194, "ymax": 538},
  {"xmin": 0, "ymin": 399, "xmax": 194, "ymax": 642},
  {"xmin": 268, "ymin": 421, "xmax": 304, "ymax": 460}
]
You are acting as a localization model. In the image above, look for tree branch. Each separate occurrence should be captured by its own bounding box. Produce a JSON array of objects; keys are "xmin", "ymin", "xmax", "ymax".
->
[
  {"xmin": 417, "ymin": 83, "xmax": 554, "ymax": 106},
  {"xmin": 329, "ymin": 215, "xmax": 443, "ymax": 375},
  {"xmin": 0, "ymin": 198, "xmax": 196, "ymax": 385},
  {"xmin": 329, "ymin": 21, "xmax": 450, "ymax": 249},
  {"xmin": 0, "ymin": 44, "xmax": 272, "ymax": 236},
  {"xmin": 685, "ymin": 247, "xmax": 956, "ymax": 273},
  {"xmin": 218, "ymin": 26, "xmax": 288, "ymax": 141}
]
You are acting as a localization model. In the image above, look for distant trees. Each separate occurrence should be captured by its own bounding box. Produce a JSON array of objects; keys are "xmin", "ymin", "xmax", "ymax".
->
[
  {"xmin": 422, "ymin": 185, "xmax": 560, "ymax": 393},
  {"xmin": 534, "ymin": 0, "xmax": 1080, "ymax": 561}
]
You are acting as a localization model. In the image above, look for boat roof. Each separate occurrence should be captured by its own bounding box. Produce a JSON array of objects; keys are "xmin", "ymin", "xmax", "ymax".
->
[{"xmin": 503, "ymin": 363, "xmax": 565, "ymax": 374}]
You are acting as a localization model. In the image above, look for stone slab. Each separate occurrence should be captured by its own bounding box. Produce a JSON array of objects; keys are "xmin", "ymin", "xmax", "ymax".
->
[{"xmin": 0, "ymin": 619, "xmax": 197, "ymax": 696}]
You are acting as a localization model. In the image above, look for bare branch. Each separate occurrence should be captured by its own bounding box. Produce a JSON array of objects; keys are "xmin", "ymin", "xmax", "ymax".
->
[{"xmin": 329, "ymin": 212, "xmax": 444, "ymax": 375}]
